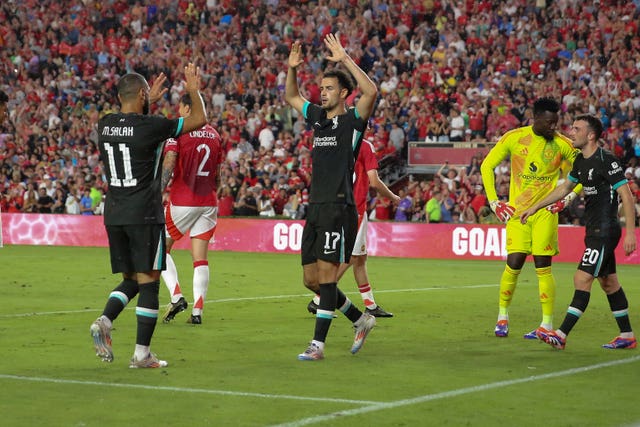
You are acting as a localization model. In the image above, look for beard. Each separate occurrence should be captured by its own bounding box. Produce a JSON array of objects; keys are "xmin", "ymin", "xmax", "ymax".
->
[
  {"xmin": 321, "ymin": 100, "xmax": 337, "ymax": 111},
  {"xmin": 142, "ymin": 98, "xmax": 150, "ymax": 115}
]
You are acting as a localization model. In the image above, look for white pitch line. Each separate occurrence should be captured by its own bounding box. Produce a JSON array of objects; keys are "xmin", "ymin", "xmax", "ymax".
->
[
  {"xmin": 270, "ymin": 355, "xmax": 640, "ymax": 427},
  {"xmin": 0, "ymin": 374, "xmax": 381, "ymax": 405},
  {"xmin": 0, "ymin": 284, "xmax": 499, "ymax": 319}
]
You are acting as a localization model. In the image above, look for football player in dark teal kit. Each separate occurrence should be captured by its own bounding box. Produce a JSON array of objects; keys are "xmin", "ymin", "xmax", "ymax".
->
[{"xmin": 91, "ymin": 64, "xmax": 207, "ymax": 368}]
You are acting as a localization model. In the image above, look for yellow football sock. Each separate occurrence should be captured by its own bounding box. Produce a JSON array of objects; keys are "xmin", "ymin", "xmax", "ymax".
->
[
  {"xmin": 498, "ymin": 265, "xmax": 521, "ymax": 318},
  {"xmin": 536, "ymin": 266, "xmax": 555, "ymax": 329}
]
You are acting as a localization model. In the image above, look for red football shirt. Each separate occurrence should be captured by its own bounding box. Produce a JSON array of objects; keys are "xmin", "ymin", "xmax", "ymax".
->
[
  {"xmin": 353, "ymin": 140, "xmax": 379, "ymax": 215},
  {"xmin": 164, "ymin": 124, "xmax": 223, "ymax": 207}
]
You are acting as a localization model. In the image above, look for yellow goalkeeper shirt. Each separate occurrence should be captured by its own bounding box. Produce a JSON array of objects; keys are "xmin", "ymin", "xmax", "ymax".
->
[{"xmin": 481, "ymin": 126, "xmax": 580, "ymax": 216}]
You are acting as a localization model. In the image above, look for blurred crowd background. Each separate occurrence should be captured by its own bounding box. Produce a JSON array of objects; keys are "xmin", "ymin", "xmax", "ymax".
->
[{"xmin": 1, "ymin": 0, "xmax": 639, "ymax": 226}]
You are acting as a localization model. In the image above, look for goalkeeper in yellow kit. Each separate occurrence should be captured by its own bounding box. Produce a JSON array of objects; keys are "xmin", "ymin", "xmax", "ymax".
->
[{"xmin": 481, "ymin": 97, "xmax": 581, "ymax": 339}]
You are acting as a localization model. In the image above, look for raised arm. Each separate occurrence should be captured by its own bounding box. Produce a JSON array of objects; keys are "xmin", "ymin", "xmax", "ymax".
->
[
  {"xmin": 284, "ymin": 41, "xmax": 307, "ymax": 115},
  {"xmin": 180, "ymin": 63, "xmax": 206, "ymax": 133},
  {"xmin": 149, "ymin": 73, "xmax": 168, "ymax": 104},
  {"xmin": 324, "ymin": 33, "xmax": 378, "ymax": 121}
]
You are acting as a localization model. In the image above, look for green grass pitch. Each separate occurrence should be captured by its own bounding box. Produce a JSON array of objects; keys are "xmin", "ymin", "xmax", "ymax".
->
[{"xmin": 1, "ymin": 245, "xmax": 639, "ymax": 426}]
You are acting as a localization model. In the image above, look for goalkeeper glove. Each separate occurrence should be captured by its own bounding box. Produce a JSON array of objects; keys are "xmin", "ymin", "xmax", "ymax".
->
[
  {"xmin": 545, "ymin": 192, "xmax": 577, "ymax": 214},
  {"xmin": 490, "ymin": 200, "xmax": 516, "ymax": 222}
]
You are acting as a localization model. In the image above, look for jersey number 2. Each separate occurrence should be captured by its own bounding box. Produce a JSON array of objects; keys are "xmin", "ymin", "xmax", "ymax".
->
[{"xmin": 196, "ymin": 144, "xmax": 211, "ymax": 177}]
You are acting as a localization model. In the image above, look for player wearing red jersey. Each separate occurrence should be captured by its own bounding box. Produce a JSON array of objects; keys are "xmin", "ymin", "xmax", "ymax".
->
[{"xmin": 161, "ymin": 94, "xmax": 223, "ymax": 325}]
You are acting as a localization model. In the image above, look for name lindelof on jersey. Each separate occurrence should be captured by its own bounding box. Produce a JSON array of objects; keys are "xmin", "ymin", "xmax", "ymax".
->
[
  {"xmin": 102, "ymin": 126, "xmax": 134, "ymax": 137},
  {"xmin": 188, "ymin": 129, "xmax": 217, "ymax": 139}
]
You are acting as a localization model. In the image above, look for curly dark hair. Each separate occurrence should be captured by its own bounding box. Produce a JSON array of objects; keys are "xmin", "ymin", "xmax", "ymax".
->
[{"xmin": 323, "ymin": 69, "xmax": 355, "ymax": 97}]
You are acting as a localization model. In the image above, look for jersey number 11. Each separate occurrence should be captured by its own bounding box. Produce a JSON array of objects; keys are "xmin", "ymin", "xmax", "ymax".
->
[{"xmin": 104, "ymin": 143, "xmax": 137, "ymax": 187}]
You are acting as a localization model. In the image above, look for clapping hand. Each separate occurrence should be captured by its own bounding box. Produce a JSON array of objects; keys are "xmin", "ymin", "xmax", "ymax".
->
[
  {"xmin": 184, "ymin": 62, "xmax": 202, "ymax": 94},
  {"xmin": 324, "ymin": 33, "xmax": 347, "ymax": 63},
  {"xmin": 149, "ymin": 72, "xmax": 168, "ymax": 104},
  {"xmin": 288, "ymin": 41, "xmax": 305, "ymax": 69}
]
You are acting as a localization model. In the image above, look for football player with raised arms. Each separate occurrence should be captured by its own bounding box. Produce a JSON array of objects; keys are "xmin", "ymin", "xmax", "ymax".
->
[
  {"xmin": 285, "ymin": 33, "xmax": 378, "ymax": 361},
  {"xmin": 91, "ymin": 64, "xmax": 206, "ymax": 368}
]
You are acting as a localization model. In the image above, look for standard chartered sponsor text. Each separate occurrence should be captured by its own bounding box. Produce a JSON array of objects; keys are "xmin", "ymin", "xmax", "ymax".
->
[{"xmin": 313, "ymin": 136, "xmax": 338, "ymax": 147}]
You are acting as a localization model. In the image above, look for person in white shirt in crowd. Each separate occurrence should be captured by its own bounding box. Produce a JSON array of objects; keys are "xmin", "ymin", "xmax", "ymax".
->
[
  {"xmin": 388, "ymin": 121, "xmax": 405, "ymax": 154},
  {"xmin": 65, "ymin": 188, "xmax": 81, "ymax": 214},
  {"xmin": 437, "ymin": 162, "xmax": 460, "ymax": 192},
  {"xmin": 226, "ymin": 142, "xmax": 242, "ymax": 164},
  {"xmin": 258, "ymin": 124, "xmax": 275, "ymax": 151},
  {"xmin": 449, "ymin": 108, "xmax": 466, "ymax": 142},
  {"xmin": 256, "ymin": 186, "xmax": 275, "ymax": 217},
  {"xmin": 273, "ymin": 139, "xmax": 287, "ymax": 159}
]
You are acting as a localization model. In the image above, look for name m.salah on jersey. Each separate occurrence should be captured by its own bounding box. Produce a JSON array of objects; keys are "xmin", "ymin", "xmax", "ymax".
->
[{"xmin": 102, "ymin": 126, "xmax": 134, "ymax": 137}]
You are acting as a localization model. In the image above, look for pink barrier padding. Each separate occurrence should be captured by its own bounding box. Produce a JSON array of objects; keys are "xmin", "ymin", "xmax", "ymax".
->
[
  {"xmin": 2, "ymin": 213, "xmax": 108, "ymax": 247},
  {"xmin": 2, "ymin": 213, "xmax": 639, "ymax": 264},
  {"xmin": 408, "ymin": 144, "xmax": 491, "ymax": 166}
]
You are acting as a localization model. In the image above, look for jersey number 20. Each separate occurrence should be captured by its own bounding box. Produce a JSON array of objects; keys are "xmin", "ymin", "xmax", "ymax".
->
[{"xmin": 582, "ymin": 248, "xmax": 600, "ymax": 265}]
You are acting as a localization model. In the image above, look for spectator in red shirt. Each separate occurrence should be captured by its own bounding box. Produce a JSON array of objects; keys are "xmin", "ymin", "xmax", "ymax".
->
[
  {"xmin": 272, "ymin": 187, "xmax": 288, "ymax": 216},
  {"xmin": 217, "ymin": 186, "xmax": 235, "ymax": 217},
  {"xmin": 374, "ymin": 196, "xmax": 392, "ymax": 220},
  {"xmin": 470, "ymin": 184, "xmax": 488, "ymax": 215}
]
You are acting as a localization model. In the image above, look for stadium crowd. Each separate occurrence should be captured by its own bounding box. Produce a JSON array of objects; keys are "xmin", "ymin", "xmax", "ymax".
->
[{"xmin": 1, "ymin": 0, "xmax": 639, "ymax": 226}]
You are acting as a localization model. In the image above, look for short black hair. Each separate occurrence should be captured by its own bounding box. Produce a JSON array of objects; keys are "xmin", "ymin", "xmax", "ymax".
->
[
  {"xmin": 180, "ymin": 93, "xmax": 205, "ymax": 109},
  {"xmin": 180, "ymin": 93, "xmax": 192, "ymax": 107},
  {"xmin": 323, "ymin": 69, "xmax": 355, "ymax": 97},
  {"xmin": 116, "ymin": 73, "xmax": 147, "ymax": 101},
  {"xmin": 533, "ymin": 97, "xmax": 560, "ymax": 116},
  {"xmin": 575, "ymin": 114, "xmax": 603, "ymax": 140},
  {"xmin": 0, "ymin": 90, "xmax": 8, "ymax": 103}
]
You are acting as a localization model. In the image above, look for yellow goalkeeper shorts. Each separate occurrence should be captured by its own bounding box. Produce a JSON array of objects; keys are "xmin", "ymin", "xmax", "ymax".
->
[{"xmin": 506, "ymin": 209, "xmax": 559, "ymax": 256}]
